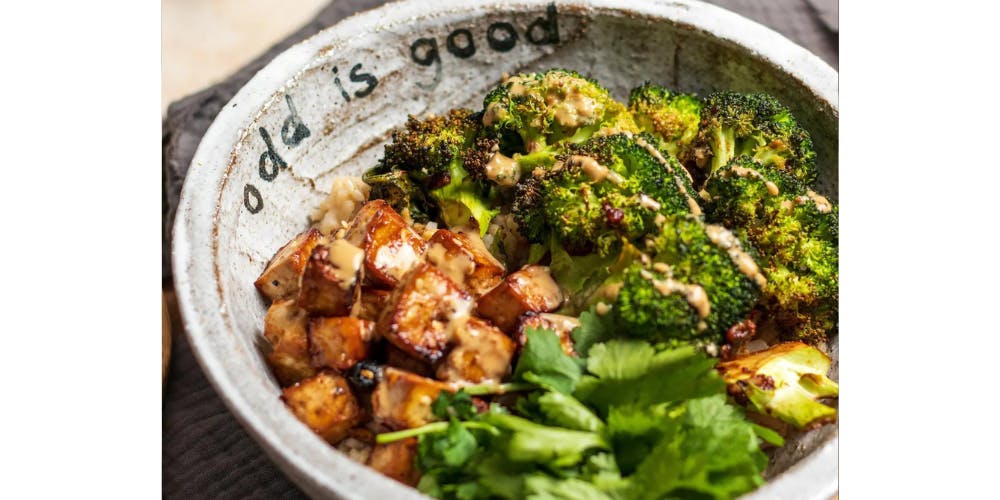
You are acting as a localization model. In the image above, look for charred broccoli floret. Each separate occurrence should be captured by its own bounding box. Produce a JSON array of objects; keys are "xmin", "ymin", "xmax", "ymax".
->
[
  {"xmin": 362, "ymin": 168, "xmax": 437, "ymax": 223},
  {"xmin": 367, "ymin": 109, "xmax": 499, "ymax": 234},
  {"xmin": 610, "ymin": 215, "xmax": 763, "ymax": 345},
  {"xmin": 704, "ymin": 156, "xmax": 838, "ymax": 344},
  {"xmin": 510, "ymin": 133, "xmax": 701, "ymax": 256},
  {"xmin": 482, "ymin": 70, "xmax": 638, "ymax": 159},
  {"xmin": 627, "ymin": 82, "xmax": 701, "ymax": 158},
  {"xmin": 690, "ymin": 92, "xmax": 816, "ymax": 185},
  {"xmin": 717, "ymin": 341, "xmax": 838, "ymax": 429}
]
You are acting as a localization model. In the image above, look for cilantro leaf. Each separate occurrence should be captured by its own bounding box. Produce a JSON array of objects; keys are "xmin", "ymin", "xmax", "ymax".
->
[
  {"xmin": 417, "ymin": 419, "xmax": 480, "ymax": 470},
  {"xmin": 623, "ymin": 395, "xmax": 768, "ymax": 500},
  {"xmin": 571, "ymin": 307, "xmax": 615, "ymax": 357},
  {"xmin": 432, "ymin": 389, "xmax": 477, "ymax": 420},
  {"xmin": 514, "ymin": 328, "xmax": 582, "ymax": 394},
  {"xmin": 481, "ymin": 412, "xmax": 609, "ymax": 468},
  {"xmin": 523, "ymin": 474, "xmax": 616, "ymax": 500},
  {"xmin": 536, "ymin": 391, "xmax": 606, "ymax": 433},
  {"xmin": 574, "ymin": 341, "xmax": 725, "ymax": 413}
]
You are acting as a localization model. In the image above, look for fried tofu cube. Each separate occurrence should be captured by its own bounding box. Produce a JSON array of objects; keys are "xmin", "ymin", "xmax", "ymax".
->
[
  {"xmin": 515, "ymin": 313, "xmax": 581, "ymax": 357},
  {"xmin": 355, "ymin": 288, "xmax": 390, "ymax": 322},
  {"xmin": 367, "ymin": 438, "xmax": 419, "ymax": 486},
  {"xmin": 345, "ymin": 200, "xmax": 427, "ymax": 287},
  {"xmin": 308, "ymin": 317, "xmax": 375, "ymax": 372},
  {"xmin": 296, "ymin": 239, "xmax": 364, "ymax": 316},
  {"xmin": 255, "ymin": 228, "xmax": 324, "ymax": 301},
  {"xmin": 377, "ymin": 263, "xmax": 474, "ymax": 363},
  {"xmin": 385, "ymin": 344, "xmax": 433, "ymax": 378},
  {"xmin": 263, "ymin": 299, "xmax": 316, "ymax": 386},
  {"xmin": 476, "ymin": 265, "xmax": 564, "ymax": 332},
  {"xmin": 282, "ymin": 371, "xmax": 365, "ymax": 444},
  {"xmin": 425, "ymin": 229, "xmax": 506, "ymax": 297},
  {"xmin": 436, "ymin": 317, "xmax": 516, "ymax": 383},
  {"xmin": 371, "ymin": 367, "xmax": 452, "ymax": 429}
]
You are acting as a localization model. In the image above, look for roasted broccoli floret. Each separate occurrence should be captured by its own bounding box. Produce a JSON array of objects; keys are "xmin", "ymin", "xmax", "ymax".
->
[
  {"xmin": 627, "ymin": 82, "xmax": 701, "ymax": 158},
  {"xmin": 511, "ymin": 133, "xmax": 700, "ymax": 256},
  {"xmin": 610, "ymin": 215, "xmax": 763, "ymax": 345},
  {"xmin": 704, "ymin": 156, "xmax": 838, "ymax": 344},
  {"xmin": 362, "ymin": 168, "xmax": 437, "ymax": 223},
  {"xmin": 482, "ymin": 70, "xmax": 637, "ymax": 159},
  {"xmin": 717, "ymin": 341, "xmax": 839, "ymax": 429},
  {"xmin": 367, "ymin": 109, "xmax": 499, "ymax": 234},
  {"xmin": 690, "ymin": 92, "xmax": 817, "ymax": 185}
]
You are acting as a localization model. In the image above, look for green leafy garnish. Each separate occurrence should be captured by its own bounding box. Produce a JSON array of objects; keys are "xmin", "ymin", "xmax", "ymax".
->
[
  {"xmin": 575, "ymin": 340, "xmax": 725, "ymax": 414},
  {"xmin": 432, "ymin": 389, "xmax": 477, "ymax": 420},
  {"xmin": 394, "ymin": 340, "xmax": 772, "ymax": 500},
  {"xmin": 417, "ymin": 419, "xmax": 479, "ymax": 469},
  {"xmin": 571, "ymin": 307, "xmax": 615, "ymax": 357},
  {"xmin": 513, "ymin": 327, "xmax": 583, "ymax": 394}
]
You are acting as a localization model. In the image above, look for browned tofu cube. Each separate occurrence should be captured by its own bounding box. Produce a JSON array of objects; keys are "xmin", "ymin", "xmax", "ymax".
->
[
  {"xmin": 515, "ymin": 313, "xmax": 581, "ymax": 357},
  {"xmin": 255, "ymin": 228, "xmax": 324, "ymax": 301},
  {"xmin": 476, "ymin": 265, "xmax": 564, "ymax": 332},
  {"xmin": 296, "ymin": 239, "xmax": 363, "ymax": 316},
  {"xmin": 425, "ymin": 229, "xmax": 506, "ymax": 297},
  {"xmin": 281, "ymin": 371, "xmax": 365, "ymax": 444},
  {"xmin": 377, "ymin": 263, "xmax": 474, "ymax": 363},
  {"xmin": 308, "ymin": 317, "xmax": 375, "ymax": 372},
  {"xmin": 386, "ymin": 344, "xmax": 433, "ymax": 378},
  {"xmin": 371, "ymin": 367, "xmax": 452, "ymax": 429},
  {"xmin": 345, "ymin": 200, "xmax": 427, "ymax": 287},
  {"xmin": 263, "ymin": 299, "xmax": 316, "ymax": 386},
  {"xmin": 355, "ymin": 288, "xmax": 390, "ymax": 322},
  {"xmin": 436, "ymin": 317, "xmax": 516, "ymax": 383},
  {"xmin": 367, "ymin": 438, "xmax": 420, "ymax": 486}
]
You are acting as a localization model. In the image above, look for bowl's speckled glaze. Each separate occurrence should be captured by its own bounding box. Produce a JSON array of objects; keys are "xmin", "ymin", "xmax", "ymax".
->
[{"xmin": 173, "ymin": 1, "xmax": 838, "ymax": 498}]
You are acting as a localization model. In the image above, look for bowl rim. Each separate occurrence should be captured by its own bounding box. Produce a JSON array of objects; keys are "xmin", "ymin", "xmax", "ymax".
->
[{"xmin": 172, "ymin": 0, "xmax": 838, "ymax": 498}]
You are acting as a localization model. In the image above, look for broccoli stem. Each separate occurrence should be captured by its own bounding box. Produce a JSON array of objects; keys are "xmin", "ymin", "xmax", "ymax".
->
[{"xmin": 710, "ymin": 127, "xmax": 736, "ymax": 173}]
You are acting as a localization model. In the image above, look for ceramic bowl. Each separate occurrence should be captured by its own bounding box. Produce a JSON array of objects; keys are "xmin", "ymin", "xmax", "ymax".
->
[{"xmin": 173, "ymin": 0, "xmax": 838, "ymax": 498}]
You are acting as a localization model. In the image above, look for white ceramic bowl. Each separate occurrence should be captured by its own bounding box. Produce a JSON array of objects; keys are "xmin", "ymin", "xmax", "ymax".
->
[{"xmin": 173, "ymin": 1, "xmax": 838, "ymax": 498}]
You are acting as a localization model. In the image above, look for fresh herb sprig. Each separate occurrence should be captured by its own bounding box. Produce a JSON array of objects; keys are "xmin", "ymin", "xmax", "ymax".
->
[{"xmin": 380, "ymin": 319, "xmax": 777, "ymax": 500}]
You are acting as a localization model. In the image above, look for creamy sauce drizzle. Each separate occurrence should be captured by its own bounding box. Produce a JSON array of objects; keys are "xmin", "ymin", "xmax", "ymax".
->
[
  {"xmin": 727, "ymin": 165, "xmax": 781, "ymax": 196},
  {"xmin": 425, "ymin": 243, "xmax": 475, "ymax": 286},
  {"xmin": 805, "ymin": 190, "xmax": 833, "ymax": 213},
  {"xmin": 704, "ymin": 224, "xmax": 767, "ymax": 287},
  {"xmin": 595, "ymin": 302, "xmax": 612, "ymax": 316},
  {"xmin": 483, "ymin": 104, "xmax": 508, "ymax": 126},
  {"xmin": 484, "ymin": 152, "xmax": 520, "ymax": 187},
  {"xmin": 635, "ymin": 135, "xmax": 695, "ymax": 184},
  {"xmin": 553, "ymin": 92, "xmax": 597, "ymax": 128},
  {"xmin": 642, "ymin": 266, "xmax": 711, "ymax": 319},
  {"xmin": 511, "ymin": 266, "xmax": 563, "ymax": 307},
  {"xmin": 674, "ymin": 177, "xmax": 703, "ymax": 216},
  {"xmin": 326, "ymin": 238, "xmax": 364, "ymax": 289},
  {"xmin": 570, "ymin": 155, "xmax": 624, "ymax": 185},
  {"xmin": 638, "ymin": 194, "xmax": 662, "ymax": 211}
]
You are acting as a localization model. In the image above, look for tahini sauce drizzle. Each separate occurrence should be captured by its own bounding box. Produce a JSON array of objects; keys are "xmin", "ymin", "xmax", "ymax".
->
[
  {"xmin": 704, "ymin": 224, "xmax": 767, "ymax": 288},
  {"xmin": 326, "ymin": 238, "xmax": 364, "ymax": 289},
  {"xmin": 804, "ymin": 190, "xmax": 833, "ymax": 213},
  {"xmin": 727, "ymin": 165, "xmax": 780, "ymax": 196},
  {"xmin": 484, "ymin": 152, "xmax": 520, "ymax": 187},
  {"xmin": 571, "ymin": 155, "xmax": 624, "ymax": 185},
  {"xmin": 639, "ymin": 267, "xmax": 711, "ymax": 319},
  {"xmin": 425, "ymin": 243, "xmax": 475, "ymax": 287},
  {"xmin": 634, "ymin": 135, "xmax": 702, "ymax": 215}
]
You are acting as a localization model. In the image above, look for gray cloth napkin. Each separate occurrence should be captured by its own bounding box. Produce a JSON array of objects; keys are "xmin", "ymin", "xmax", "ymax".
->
[{"xmin": 162, "ymin": 1, "xmax": 837, "ymax": 497}]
